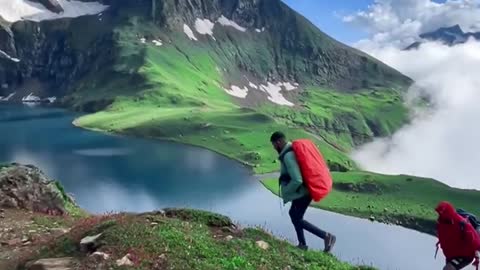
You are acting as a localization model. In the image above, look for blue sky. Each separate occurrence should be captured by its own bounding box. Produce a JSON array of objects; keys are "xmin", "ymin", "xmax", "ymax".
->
[
  {"xmin": 281, "ymin": 0, "xmax": 448, "ymax": 45},
  {"xmin": 281, "ymin": 0, "xmax": 373, "ymax": 44}
]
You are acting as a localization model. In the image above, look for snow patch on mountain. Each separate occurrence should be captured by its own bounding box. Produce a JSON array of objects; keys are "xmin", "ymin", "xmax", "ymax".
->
[
  {"xmin": 278, "ymin": 82, "xmax": 297, "ymax": 91},
  {"xmin": 46, "ymin": 96, "xmax": 57, "ymax": 103},
  {"xmin": 224, "ymin": 85, "xmax": 248, "ymax": 98},
  {"xmin": 248, "ymin": 82, "xmax": 258, "ymax": 89},
  {"xmin": 217, "ymin": 15, "xmax": 246, "ymax": 32},
  {"xmin": 22, "ymin": 93, "xmax": 41, "ymax": 102},
  {"xmin": 0, "ymin": 92, "xmax": 16, "ymax": 101},
  {"xmin": 0, "ymin": 0, "xmax": 108, "ymax": 23},
  {"xmin": 195, "ymin": 18, "xmax": 215, "ymax": 39},
  {"xmin": 259, "ymin": 82, "xmax": 295, "ymax": 106},
  {"xmin": 152, "ymin": 40, "xmax": 162, "ymax": 46},
  {"xmin": 224, "ymin": 81, "xmax": 297, "ymax": 106},
  {"xmin": 184, "ymin": 24, "xmax": 198, "ymax": 41},
  {"xmin": 0, "ymin": 50, "xmax": 20, "ymax": 63}
]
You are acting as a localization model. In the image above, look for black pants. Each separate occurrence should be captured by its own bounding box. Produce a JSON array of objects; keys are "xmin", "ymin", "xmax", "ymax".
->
[
  {"xmin": 446, "ymin": 257, "xmax": 474, "ymax": 270},
  {"xmin": 289, "ymin": 195, "xmax": 327, "ymax": 246}
]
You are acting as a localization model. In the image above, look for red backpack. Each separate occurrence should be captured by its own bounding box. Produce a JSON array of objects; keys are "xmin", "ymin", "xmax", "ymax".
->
[
  {"xmin": 436, "ymin": 202, "xmax": 480, "ymax": 269},
  {"xmin": 288, "ymin": 139, "xmax": 333, "ymax": 202}
]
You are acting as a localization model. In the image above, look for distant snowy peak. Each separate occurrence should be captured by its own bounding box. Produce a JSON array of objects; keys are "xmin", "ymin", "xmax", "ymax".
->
[
  {"xmin": 406, "ymin": 25, "xmax": 480, "ymax": 50},
  {"xmin": 0, "ymin": 0, "xmax": 108, "ymax": 23}
]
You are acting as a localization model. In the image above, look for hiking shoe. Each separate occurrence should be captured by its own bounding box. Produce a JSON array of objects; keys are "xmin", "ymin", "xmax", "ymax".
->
[
  {"xmin": 296, "ymin": 244, "xmax": 308, "ymax": 251},
  {"xmin": 323, "ymin": 233, "xmax": 336, "ymax": 253}
]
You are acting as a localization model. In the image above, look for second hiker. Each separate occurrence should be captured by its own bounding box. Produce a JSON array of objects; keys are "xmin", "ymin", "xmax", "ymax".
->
[
  {"xmin": 270, "ymin": 131, "xmax": 336, "ymax": 252},
  {"xmin": 435, "ymin": 201, "xmax": 480, "ymax": 270}
]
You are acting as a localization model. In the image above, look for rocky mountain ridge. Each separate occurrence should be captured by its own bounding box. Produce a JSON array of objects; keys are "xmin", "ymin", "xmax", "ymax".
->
[
  {"xmin": 0, "ymin": 0, "xmax": 411, "ymax": 109},
  {"xmin": 405, "ymin": 24, "xmax": 480, "ymax": 49}
]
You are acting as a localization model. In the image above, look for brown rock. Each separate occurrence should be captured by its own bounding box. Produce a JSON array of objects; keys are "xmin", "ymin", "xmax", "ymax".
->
[
  {"xmin": 27, "ymin": 257, "xmax": 74, "ymax": 270},
  {"xmin": 116, "ymin": 254, "xmax": 134, "ymax": 266},
  {"xmin": 49, "ymin": 228, "xmax": 70, "ymax": 235},
  {"xmin": 0, "ymin": 164, "xmax": 76, "ymax": 215},
  {"xmin": 6, "ymin": 238, "xmax": 22, "ymax": 246},
  {"xmin": 256, "ymin": 240, "xmax": 269, "ymax": 250},
  {"xmin": 80, "ymin": 233, "xmax": 103, "ymax": 253},
  {"xmin": 91, "ymin": 251, "xmax": 110, "ymax": 260}
]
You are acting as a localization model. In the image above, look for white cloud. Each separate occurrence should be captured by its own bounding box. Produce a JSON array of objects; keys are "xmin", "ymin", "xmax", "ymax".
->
[
  {"xmin": 345, "ymin": 0, "xmax": 480, "ymax": 49},
  {"xmin": 352, "ymin": 40, "xmax": 480, "ymax": 189}
]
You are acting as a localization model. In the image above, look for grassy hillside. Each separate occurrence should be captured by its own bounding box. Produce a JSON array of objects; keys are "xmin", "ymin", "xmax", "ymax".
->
[
  {"xmin": 262, "ymin": 172, "xmax": 480, "ymax": 235},
  {"xmin": 74, "ymin": 12, "xmax": 408, "ymax": 173},
  {"xmin": 10, "ymin": 209, "xmax": 374, "ymax": 270}
]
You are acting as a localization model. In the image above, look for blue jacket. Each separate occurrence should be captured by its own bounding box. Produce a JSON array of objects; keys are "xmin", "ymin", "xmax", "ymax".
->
[{"xmin": 279, "ymin": 142, "xmax": 309, "ymax": 203}]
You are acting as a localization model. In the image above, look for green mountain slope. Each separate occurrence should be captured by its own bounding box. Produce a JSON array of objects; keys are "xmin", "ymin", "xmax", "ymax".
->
[{"xmin": 1, "ymin": 0, "xmax": 411, "ymax": 171}]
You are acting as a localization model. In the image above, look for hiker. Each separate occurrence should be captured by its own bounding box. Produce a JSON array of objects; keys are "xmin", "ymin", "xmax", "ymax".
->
[
  {"xmin": 435, "ymin": 202, "xmax": 480, "ymax": 270},
  {"xmin": 270, "ymin": 131, "xmax": 336, "ymax": 252}
]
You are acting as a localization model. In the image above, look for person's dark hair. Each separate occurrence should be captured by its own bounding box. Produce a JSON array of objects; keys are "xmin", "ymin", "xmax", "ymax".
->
[{"xmin": 270, "ymin": 131, "xmax": 286, "ymax": 143}]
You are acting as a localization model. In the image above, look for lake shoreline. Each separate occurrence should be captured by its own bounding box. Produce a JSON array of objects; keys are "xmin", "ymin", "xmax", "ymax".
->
[
  {"xmin": 71, "ymin": 116, "xmax": 439, "ymax": 237},
  {"xmin": 71, "ymin": 118, "xmax": 258, "ymax": 175},
  {"xmin": 0, "ymin": 104, "xmax": 449, "ymax": 269}
]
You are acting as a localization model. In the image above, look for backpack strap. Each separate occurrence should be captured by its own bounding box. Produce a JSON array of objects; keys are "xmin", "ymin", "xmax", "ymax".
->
[
  {"xmin": 435, "ymin": 241, "xmax": 440, "ymax": 259},
  {"xmin": 278, "ymin": 148, "xmax": 293, "ymax": 163}
]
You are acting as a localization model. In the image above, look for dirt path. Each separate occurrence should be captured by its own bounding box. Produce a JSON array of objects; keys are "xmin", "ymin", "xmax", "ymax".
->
[{"xmin": 0, "ymin": 208, "xmax": 76, "ymax": 269}]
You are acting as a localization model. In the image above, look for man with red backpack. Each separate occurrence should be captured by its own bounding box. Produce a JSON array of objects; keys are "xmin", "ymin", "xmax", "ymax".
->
[
  {"xmin": 270, "ymin": 131, "xmax": 336, "ymax": 252},
  {"xmin": 436, "ymin": 201, "xmax": 480, "ymax": 270}
]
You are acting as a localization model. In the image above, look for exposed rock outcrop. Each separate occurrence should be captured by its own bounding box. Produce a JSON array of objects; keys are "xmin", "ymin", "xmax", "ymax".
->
[{"xmin": 0, "ymin": 164, "xmax": 75, "ymax": 215}]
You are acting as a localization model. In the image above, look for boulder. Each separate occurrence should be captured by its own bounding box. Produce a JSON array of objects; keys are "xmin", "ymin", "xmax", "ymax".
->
[
  {"xmin": 116, "ymin": 254, "xmax": 134, "ymax": 267},
  {"xmin": 49, "ymin": 228, "xmax": 70, "ymax": 235},
  {"xmin": 91, "ymin": 251, "xmax": 110, "ymax": 260},
  {"xmin": 26, "ymin": 257, "xmax": 74, "ymax": 270},
  {"xmin": 255, "ymin": 240, "xmax": 269, "ymax": 250},
  {"xmin": 2, "ymin": 238, "xmax": 22, "ymax": 246},
  {"xmin": 80, "ymin": 233, "xmax": 103, "ymax": 253},
  {"xmin": 0, "ymin": 164, "xmax": 75, "ymax": 215}
]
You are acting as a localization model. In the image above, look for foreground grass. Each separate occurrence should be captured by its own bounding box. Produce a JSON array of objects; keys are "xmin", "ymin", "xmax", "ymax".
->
[
  {"xmin": 262, "ymin": 172, "xmax": 480, "ymax": 235},
  {"xmin": 25, "ymin": 209, "xmax": 374, "ymax": 270}
]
